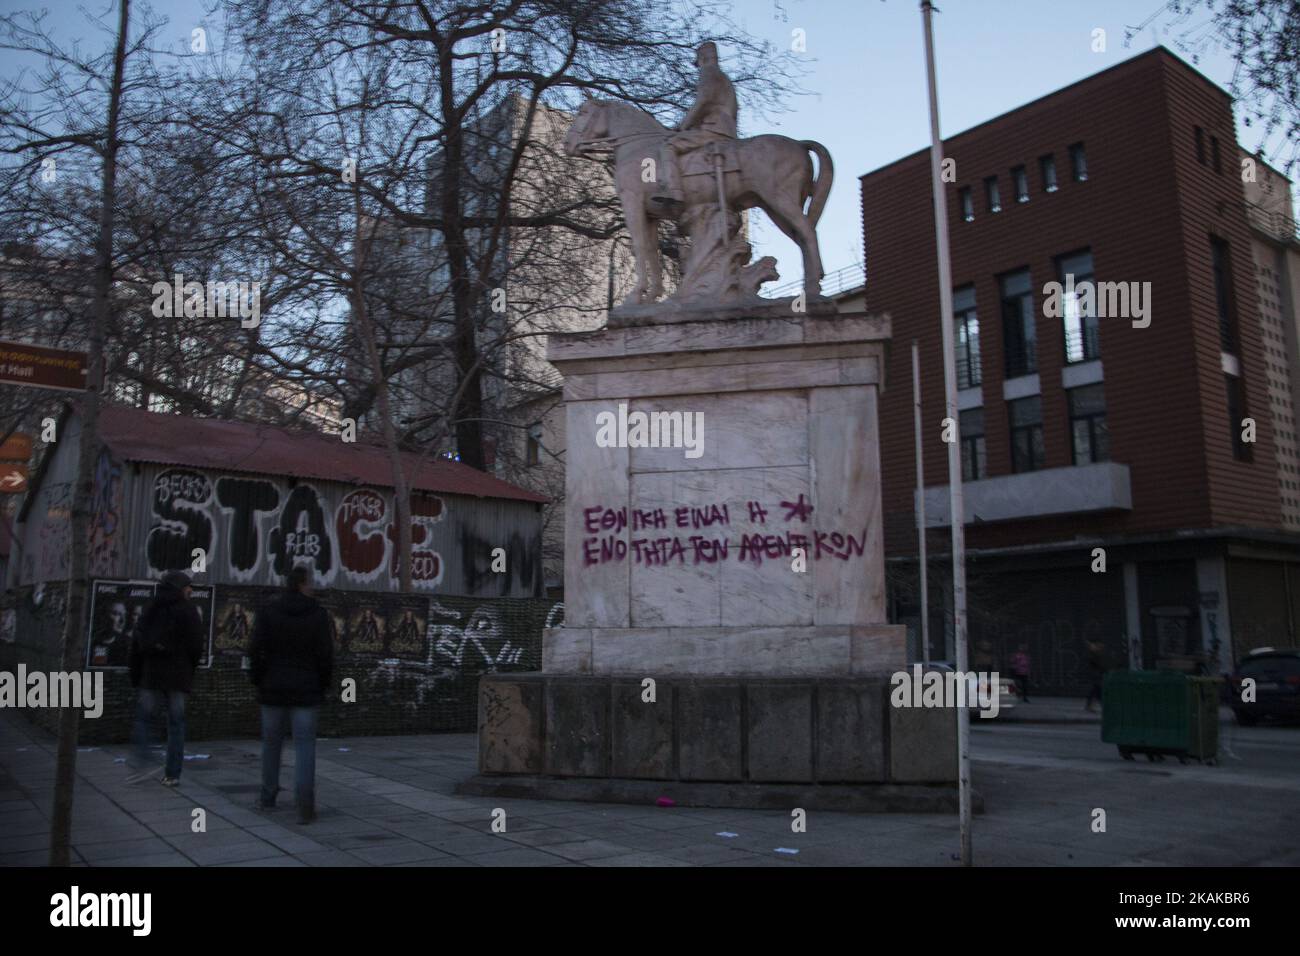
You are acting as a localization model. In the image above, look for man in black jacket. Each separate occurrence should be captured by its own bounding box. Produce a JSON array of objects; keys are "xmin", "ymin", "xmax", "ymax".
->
[
  {"xmin": 250, "ymin": 566, "xmax": 334, "ymax": 824},
  {"xmin": 127, "ymin": 571, "xmax": 205, "ymax": 786}
]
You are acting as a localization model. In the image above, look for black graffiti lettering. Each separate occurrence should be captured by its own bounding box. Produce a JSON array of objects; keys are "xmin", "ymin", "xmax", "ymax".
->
[
  {"xmin": 146, "ymin": 468, "xmax": 213, "ymax": 572},
  {"xmin": 269, "ymin": 484, "xmax": 332, "ymax": 578},
  {"xmin": 215, "ymin": 477, "xmax": 280, "ymax": 574}
]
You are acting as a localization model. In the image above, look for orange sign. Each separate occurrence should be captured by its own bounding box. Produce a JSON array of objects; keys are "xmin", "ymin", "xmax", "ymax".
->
[
  {"xmin": 0, "ymin": 340, "xmax": 87, "ymax": 391},
  {"xmin": 0, "ymin": 463, "xmax": 27, "ymax": 494},
  {"xmin": 0, "ymin": 433, "xmax": 32, "ymax": 460}
]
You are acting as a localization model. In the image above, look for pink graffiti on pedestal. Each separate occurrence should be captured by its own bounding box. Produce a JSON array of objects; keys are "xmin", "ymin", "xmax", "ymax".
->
[{"xmin": 579, "ymin": 495, "xmax": 867, "ymax": 568}]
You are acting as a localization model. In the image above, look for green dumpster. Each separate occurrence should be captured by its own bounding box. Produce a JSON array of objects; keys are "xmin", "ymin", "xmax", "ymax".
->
[{"xmin": 1101, "ymin": 671, "xmax": 1219, "ymax": 764}]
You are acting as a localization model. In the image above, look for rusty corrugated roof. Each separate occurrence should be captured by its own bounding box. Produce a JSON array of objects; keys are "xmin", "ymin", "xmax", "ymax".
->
[{"xmin": 97, "ymin": 404, "xmax": 547, "ymax": 503}]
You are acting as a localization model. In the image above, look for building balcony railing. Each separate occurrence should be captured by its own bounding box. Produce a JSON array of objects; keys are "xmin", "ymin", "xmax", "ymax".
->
[
  {"xmin": 1244, "ymin": 200, "xmax": 1300, "ymax": 245},
  {"xmin": 765, "ymin": 262, "xmax": 865, "ymax": 300},
  {"xmin": 918, "ymin": 460, "xmax": 1132, "ymax": 526}
]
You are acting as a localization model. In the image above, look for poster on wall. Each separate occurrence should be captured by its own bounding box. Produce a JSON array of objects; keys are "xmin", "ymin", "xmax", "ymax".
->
[
  {"xmin": 189, "ymin": 584, "xmax": 216, "ymax": 668},
  {"xmin": 87, "ymin": 579, "xmax": 216, "ymax": 670},
  {"xmin": 213, "ymin": 586, "xmax": 262, "ymax": 661},
  {"xmin": 86, "ymin": 580, "xmax": 155, "ymax": 670},
  {"xmin": 345, "ymin": 599, "xmax": 388, "ymax": 656},
  {"xmin": 385, "ymin": 598, "xmax": 428, "ymax": 660}
]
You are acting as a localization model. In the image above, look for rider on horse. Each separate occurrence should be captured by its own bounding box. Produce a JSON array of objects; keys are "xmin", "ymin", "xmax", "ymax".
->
[{"xmin": 651, "ymin": 42, "xmax": 738, "ymax": 213}]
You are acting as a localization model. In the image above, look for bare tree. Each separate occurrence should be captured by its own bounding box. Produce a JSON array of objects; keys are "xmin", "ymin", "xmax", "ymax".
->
[
  {"xmin": 216, "ymin": 0, "xmax": 803, "ymax": 470},
  {"xmin": 1132, "ymin": 0, "xmax": 1299, "ymax": 176}
]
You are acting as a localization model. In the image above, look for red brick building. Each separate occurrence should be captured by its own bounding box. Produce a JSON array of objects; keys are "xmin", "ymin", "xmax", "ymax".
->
[{"xmin": 861, "ymin": 48, "xmax": 1300, "ymax": 693}]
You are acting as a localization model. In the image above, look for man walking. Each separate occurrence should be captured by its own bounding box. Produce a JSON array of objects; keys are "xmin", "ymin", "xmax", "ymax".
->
[
  {"xmin": 250, "ymin": 566, "xmax": 334, "ymax": 825},
  {"xmin": 127, "ymin": 571, "xmax": 205, "ymax": 786},
  {"xmin": 1010, "ymin": 643, "xmax": 1032, "ymax": 704},
  {"xmin": 1085, "ymin": 640, "xmax": 1108, "ymax": 712}
]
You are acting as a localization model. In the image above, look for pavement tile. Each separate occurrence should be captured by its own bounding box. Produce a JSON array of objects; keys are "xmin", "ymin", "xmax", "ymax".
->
[
  {"xmin": 184, "ymin": 840, "xmax": 288, "ymax": 866},
  {"xmin": 347, "ymin": 842, "xmax": 451, "ymax": 865},
  {"xmin": 540, "ymin": 839, "xmax": 639, "ymax": 862},
  {"xmin": 464, "ymin": 846, "xmax": 575, "ymax": 867},
  {"xmin": 78, "ymin": 836, "xmax": 175, "ymax": 862}
]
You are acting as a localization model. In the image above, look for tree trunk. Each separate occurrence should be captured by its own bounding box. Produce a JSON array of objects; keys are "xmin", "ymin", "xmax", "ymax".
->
[
  {"xmin": 437, "ymin": 46, "xmax": 485, "ymax": 472},
  {"xmin": 49, "ymin": 0, "xmax": 128, "ymax": 867},
  {"xmin": 351, "ymin": 194, "xmax": 413, "ymax": 592}
]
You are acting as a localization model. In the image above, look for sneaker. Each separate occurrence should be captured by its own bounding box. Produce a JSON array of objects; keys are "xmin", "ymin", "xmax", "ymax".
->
[
  {"xmin": 160, "ymin": 776, "xmax": 180, "ymax": 787},
  {"xmin": 126, "ymin": 766, "xmax": 161, "ymax": 785}
]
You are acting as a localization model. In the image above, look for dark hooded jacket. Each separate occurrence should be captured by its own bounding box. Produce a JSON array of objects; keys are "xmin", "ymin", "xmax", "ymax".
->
[
  {"xmin": 128, "ymin": 582, "xmax": 205, "ymax": 693},
  {"xmin": 249, "ymin": 590, "xmax": 334, "ymax": 706}
]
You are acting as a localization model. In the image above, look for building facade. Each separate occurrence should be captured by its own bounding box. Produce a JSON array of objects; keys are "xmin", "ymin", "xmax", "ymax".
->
[{"xmin": 861, "ymin": 48, "xmax": 1300, "ymax": 693}]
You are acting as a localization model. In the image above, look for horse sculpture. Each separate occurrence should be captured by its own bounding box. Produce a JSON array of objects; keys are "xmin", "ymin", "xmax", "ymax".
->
[{"xmin": 563, "ymin": 98, "xmax": 833, "ymax": 309}]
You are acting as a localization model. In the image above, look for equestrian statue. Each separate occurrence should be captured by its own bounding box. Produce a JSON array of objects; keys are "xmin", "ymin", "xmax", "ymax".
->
[{"xmin": 563, "ymin": 42, "xmax": 833, "ymax": 320}]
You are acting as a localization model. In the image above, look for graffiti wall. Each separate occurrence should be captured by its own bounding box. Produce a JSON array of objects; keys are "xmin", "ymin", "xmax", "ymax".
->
[
  {"xmin": 13, "ymin": 453, "xmax": 544, "ymax": 599},
  {"xmin": 2, "ymin": 578, "xmax": 562, "ymax": 743}
]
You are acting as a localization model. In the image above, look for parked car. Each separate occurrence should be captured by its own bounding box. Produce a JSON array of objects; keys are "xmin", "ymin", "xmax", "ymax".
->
[
  {"xmin": 907, "ymin": 661, "xmax": 1019, "ymax": 712},
  {"xmin": 1228, "ymin": 648, "xmax": 1300, "ymax": 725}
]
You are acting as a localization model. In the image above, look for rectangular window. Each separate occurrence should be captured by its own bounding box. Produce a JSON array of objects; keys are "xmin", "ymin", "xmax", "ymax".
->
[
  {"xmin": 1068, "ymin": 383, "xmax": 1109, "ymax": 465},
  {"xmin": 1009, "ymin": 396, "xmax": 1045, "ymax": 473},
  {"xmin": 1195, "ymin": 125, "xmax": 1205, "ymax": 164},
  {"xmin": 1012, "ymin": 165, "xmax": 1029, "ymax": 203},
  {"xmin": 1069, "ymin": 142, "xmax": 1088, "ymax": 181},
  {"xmin": 960, "ymin": 408, "xmax": 986, "ymax": 481},
  {"xmin": 985, "ymin": 176, "xmax": 1001, "ymax": 213},
  {"xmin": 959, "ymin": 186, "xmax": 974, "ymax": 222},
  {"xmin": 1000, "ymin": 269, "xmax": 1036, "ymax": 378},
  {"xmin": 526, "ymin": 422, "xmax": 543, "ymax": 467},
  {"xmin": 1057, "ymin": 249, "xmax": 1099, "ymax": 363},
  {"xmin": 1211, "ymin": 236, "xmax": 1237, "ymax": 353},
  {"xmin": 1039, "ymin": 154, "xmax": 1058, "ymax": 193},
  {"xmin": 954, "ymin": 285, "xmax": 981, "ymax": 390},
  {"xmin": 1226, "ymin": 375, "xmax": 1251, "ymax": 461}
]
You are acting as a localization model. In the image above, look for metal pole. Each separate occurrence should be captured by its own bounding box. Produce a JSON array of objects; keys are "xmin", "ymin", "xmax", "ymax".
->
[
  {"xmin": 912, "ymin": 340, "xmax": 930, "ymax": 666},
  {"xmin": 920, "ymin": 0, "xmax": 971, "ymax": 867},
  {"xmin": 713, "ymin": 148, "xmax": 728, "ymax": 234}
]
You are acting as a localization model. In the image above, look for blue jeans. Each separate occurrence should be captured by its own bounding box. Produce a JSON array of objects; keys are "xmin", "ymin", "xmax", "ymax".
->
[
  {"xmin": 260, "ymin": 705, "xmax": 319, "ymax": 809},
  {"xmin": 132, "ymin": 689, "xmax": 187, "ymax": 778}
]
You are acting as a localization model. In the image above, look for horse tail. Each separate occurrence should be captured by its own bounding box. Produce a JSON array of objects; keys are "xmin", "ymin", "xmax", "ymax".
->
[{"xmin": 800, "ymin": 140, "xmax": 833, "ymax": 228}]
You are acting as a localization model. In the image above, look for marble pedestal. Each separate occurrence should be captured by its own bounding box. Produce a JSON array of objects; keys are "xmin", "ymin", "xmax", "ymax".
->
[{"xmin": 468, "ymin": 311, "xmax": 959, "ymax": 807}]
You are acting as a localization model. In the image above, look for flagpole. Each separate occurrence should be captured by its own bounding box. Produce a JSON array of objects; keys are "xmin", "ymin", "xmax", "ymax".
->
[
  {"xmin": 920, "ymin": 0, "xmax": 971, "ymax": 867},
  {"xmin": 912, "ymin": 340, "xmax": 930, "ymax": 666}
]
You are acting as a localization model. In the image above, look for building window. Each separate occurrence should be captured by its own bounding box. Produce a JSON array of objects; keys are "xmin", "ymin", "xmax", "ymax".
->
[
  {"xmin": 985, "ymin": 176, "xmax": 1001, "ymax": 213},
  {"xmin": 1039, "ymin": 154, "xmax": 1058, "ymax": 193},
  {"xmin": 960, "ymin": 408, "xmax": 986, "ymax": 481},
  {"xmin": 1009, "ymin": 396, "xmax": 1045, "ymax": 473},
  {"xmin": 1226, "ymin": 375, "xmax": 1251, "ymax": 461},
  {"xmin": 1069, "ymin": 383, "xmax": 1109, "ymax": 465},
  {"xmin": 1000, "ymin": 268, "xmax": 1036, "ymax": 378},
  {"xmin": 1069, "ymin": 142, "xmax": 1088, "ymax": 181},
  {"xmin": 526, "ymin": 422, "xmax": 542, "ymax": 467},
  {"xmin": 1057, "ymin": 249, "xmax": 1099, "ymax": 363},
  {"xmin": 1211, "ymin": 135, "xmax": 1221, "ymax": 174},
  {"xmin": 1211, "ymin": 236, "xmax": 1237, "ymax": 353},
  {"xmin": 1195, "ymin": 125, "xmax": 1205, "ymax": 164},
  {"xmin": 1012, "ymin": 165, "xmax": 1029, "ymax": 203},
  {"xmin": 959, "ymin": 186, "xmax": 974, "ymax": 222},
  {"xmin": 954, "ymin": 285, "xmax": 981, "ymax": 389}
]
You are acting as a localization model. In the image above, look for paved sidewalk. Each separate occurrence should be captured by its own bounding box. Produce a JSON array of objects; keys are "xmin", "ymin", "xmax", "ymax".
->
[
  {"xmin": 2, "ymin": 708, "xmax": 1293, "ymax": 867},
  {"xmin": 999, "ymin": 695, "xmax": 1101, "ymax": 723}
]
